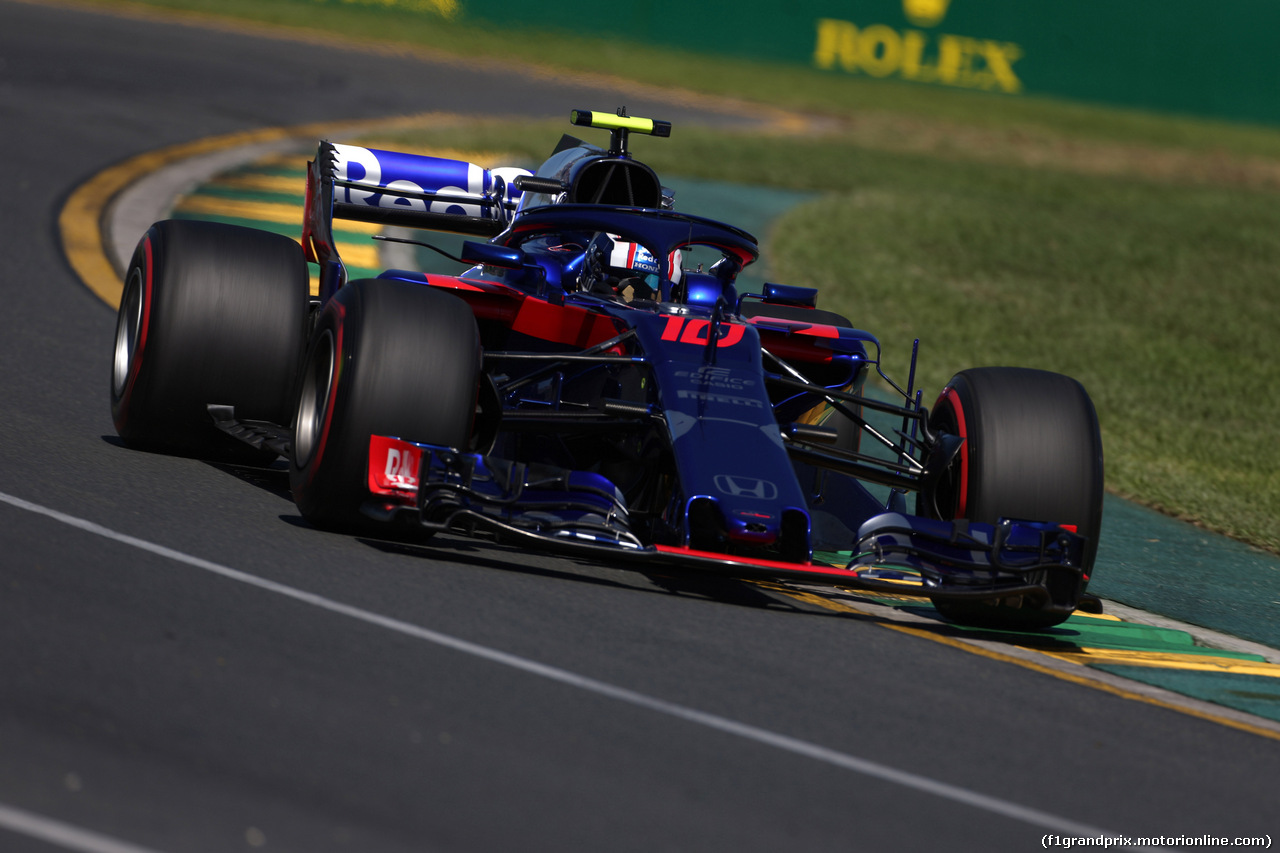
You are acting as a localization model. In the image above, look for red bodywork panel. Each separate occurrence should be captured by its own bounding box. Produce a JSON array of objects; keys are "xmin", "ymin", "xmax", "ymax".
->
[
  {"xmin": 418, "ymin": 273, "xmax": 847, "ymax": 363},
  {"xmin": 368, "ymin": 434, "xmax": 421, "ymax": 499}
]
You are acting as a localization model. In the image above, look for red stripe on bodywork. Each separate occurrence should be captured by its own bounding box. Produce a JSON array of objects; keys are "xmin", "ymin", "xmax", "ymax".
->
[
  {"xmin": 749, "ymin": 319, "xmax": 840, "ymax": 363},
  {"xmin": 654, "ymin": 544, "xmax": 821, "ymax": 573},
  {"xmin": 511, "ymin": 298, "xmax": 623, "ymax": 348},
  {"xmin": 422, "ymin": 273, "xmax": 487, "ymax": 292},
  {"xmin": 746, "ymin": 316, "xmax": 840, "ymax": 339},
  {"xmin": 661, "ymin": 315, "xmax": 684, "ymax": 341}
]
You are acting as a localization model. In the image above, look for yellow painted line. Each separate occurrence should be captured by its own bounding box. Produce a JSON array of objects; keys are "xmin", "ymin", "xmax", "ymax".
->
[
  {"xmin": 1072, "ymin": 611, "xmax": 1123, "ymax": 622},
  {"xmin": 209, "ymin": 173, "xmax": 305, "ymax": 194},
  {"xmin": 242, "ymin": 153, "xmax": 312, "ymax": 170},
  {"xmin": 334, "ymin": 243, "xmax": 380, "ymax": 270},
  {"xmin": 1028, "ymin": 647, "xmax": 1280, "ymax": 677},
  {"xmin": 834, "ymin": 587, "xmax": 928, "ymax": 604},
  {"xmin": 61, "ymin": 123, "xmax": 334, "ymax": 308},
  {"xmin": 59, "ymin": 112, "xmax": 504, "ymax": 308},
  {"xmin": 171, "ymin": 198, "xmax": 379, "ymax": 267},
  {"xmin": 754, "ymin": 581, "xmax": 1280, "ymax": 743},
  {"xmin": 174, "ymin": 199, "xmax": 378, "ymax": 281},
  {"xmin": 750, "ymin": 581, "xmax": 879, "ymax": 617},
  {"xmin": 173, "ymin": 195, "xmax": 299, "ymax": 224},
  {"xmin": 858, "ymin": 576, "xmax": 925, "ymax": 588},
  {"xmin": 174, "ymin": 195, "xmax": 386, "ymax": 233},
  {"xmin": 887, "ymin": 622, "xmax": 1280, "ymax": 742}
]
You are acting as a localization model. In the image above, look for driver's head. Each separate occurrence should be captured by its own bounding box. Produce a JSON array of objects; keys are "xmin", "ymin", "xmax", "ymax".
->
[{"xmin": 583, "ymin": 233, "xmax": 682, "ymax": 301}]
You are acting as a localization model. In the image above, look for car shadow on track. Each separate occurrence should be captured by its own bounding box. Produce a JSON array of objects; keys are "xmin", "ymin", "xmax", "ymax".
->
[
  {"xmin": 100, "ymin": 436, "xmax": 296, "ymax": 502},
  {"xmin": 170, "ymin": 442, "xmax": 883, "ymax": 620},
  {"xmin": 205, "ymin": 460, "xmax": 293, "ymax": 501},
  {"xmin": 355, "ymin": 532, "xmax": 824, "ymax": 614}
]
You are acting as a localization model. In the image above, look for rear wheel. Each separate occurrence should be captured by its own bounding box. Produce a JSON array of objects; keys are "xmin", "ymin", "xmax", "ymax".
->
[
  {"xmin": 111, "ymin": 219, "xmax": 309, "ymax": 464},
  {"xmin": 289, "ymin": 279, "xmax": 481, "ymax": 531},
  {"xmin": 922, "ymin": 367, "xmax": 1104, "ymax": 629}
]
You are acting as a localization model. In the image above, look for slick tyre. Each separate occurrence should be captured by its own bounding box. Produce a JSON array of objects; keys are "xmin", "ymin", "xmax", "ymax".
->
[
  {"xmin": 922, "ymin": 367, "xmax": 1104, "ymax": 630},
  {"xmin": 111, "ymin": 219, "xmax": 309, "ymax": 464},
  {"xmin": 289, "ymin": 279, "xmax": 481, "ymax": 531}
]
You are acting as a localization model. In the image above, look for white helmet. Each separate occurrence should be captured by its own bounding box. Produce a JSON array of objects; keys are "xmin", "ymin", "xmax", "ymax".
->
[{"xmin": 585, "ymin": 233, "xmax": 682, "ymax": 300}]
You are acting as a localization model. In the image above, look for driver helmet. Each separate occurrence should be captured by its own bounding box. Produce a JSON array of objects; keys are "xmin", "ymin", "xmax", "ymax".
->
[{"xmin": 584, "ymin": 233, "xmax": 682, "ymax": 301}]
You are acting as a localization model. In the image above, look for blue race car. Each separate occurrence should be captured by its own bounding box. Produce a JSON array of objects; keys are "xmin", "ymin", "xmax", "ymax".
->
[{"xmin": 111, "ymin": 109, "xmax": 1104, "ymax": 630}]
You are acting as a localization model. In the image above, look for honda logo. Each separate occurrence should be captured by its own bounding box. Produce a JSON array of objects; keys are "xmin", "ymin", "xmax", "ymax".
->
[{"xmin": 713, "ymin": 475, "xmax": 778, "ymax": 500}]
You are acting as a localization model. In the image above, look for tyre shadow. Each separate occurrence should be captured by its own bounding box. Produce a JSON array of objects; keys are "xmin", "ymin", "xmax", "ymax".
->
[
  {"xmin": 101, "ymin": 434, "xmax": 295, "ymax": 502},
  {"xmin": 356, "ymin": 532, "xmax": 816, "ymax": 613},
  {"xmin": 206, "ymin": 459, "xmax": 293, "ymax": 502}
]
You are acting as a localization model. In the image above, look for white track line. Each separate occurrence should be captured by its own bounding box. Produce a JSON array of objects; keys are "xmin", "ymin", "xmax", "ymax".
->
[
  {"xmin": 1, "ymin": 489, "xmax": 1161, "ymax": 848},
  {"xmin": 0, "ymin": 803, "xmax": 167, "ymax": 853}
]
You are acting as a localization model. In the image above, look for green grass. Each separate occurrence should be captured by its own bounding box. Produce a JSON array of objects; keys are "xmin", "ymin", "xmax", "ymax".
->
[
  {"xmin": 763, "ymin": 148, "xmax": 1280, "ymax": 554},
  {"xmin": 83, "ymin": 0, "xmax": 1280, "ymax": 553}
]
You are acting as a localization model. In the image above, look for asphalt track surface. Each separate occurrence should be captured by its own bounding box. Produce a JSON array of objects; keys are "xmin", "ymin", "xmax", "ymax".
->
[{"xmin": 2, "ymin": 2, "xmax": 1278, "ymax": 851}]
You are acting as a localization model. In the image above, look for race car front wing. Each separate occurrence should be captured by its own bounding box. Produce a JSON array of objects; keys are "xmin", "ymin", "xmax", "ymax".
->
[{"xmin": 364, "ymin": 436, "xmax": 1091, "ymax": 615}]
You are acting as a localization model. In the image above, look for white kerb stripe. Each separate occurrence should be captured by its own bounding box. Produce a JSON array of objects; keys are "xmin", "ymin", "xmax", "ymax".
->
[{"xmin": 0, "ymin": 490, "xmax": 1164, "ymax": 850}]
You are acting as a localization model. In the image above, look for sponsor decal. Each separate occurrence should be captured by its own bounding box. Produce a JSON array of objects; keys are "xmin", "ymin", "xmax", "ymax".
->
[
  {"xmin": 659, "ymin": 316, "xmax": 746, "ymax": 348},
  {"xmin": 368, "ymin": 435, "xmax": 421, "ymax": 495},
  {"xmin": 330, "ymin": 143, "xmax": 527, "ymax": 216},
  {"xmin": 676, "ymin": 389, "xmax": 763, "ymax": 408},
  {"xmin": 608, "ymin": 238, "xmax": 661, "ymax": 276},
  {"xmin": 713, "ymin": 475, "xmax": 779, "ymax": 501},
  {"xmin": 673, "ymin": 366, "xmax": 757, "ymax": 390},
  {"xmin": 813, "ymin": 1, "xmax": 1023, "ymax": 95}
]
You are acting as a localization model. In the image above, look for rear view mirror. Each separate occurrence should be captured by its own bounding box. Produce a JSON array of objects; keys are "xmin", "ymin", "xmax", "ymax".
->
[{"xmin": 460, "ymin": 241, "xmax": 526, "ymax": 269}]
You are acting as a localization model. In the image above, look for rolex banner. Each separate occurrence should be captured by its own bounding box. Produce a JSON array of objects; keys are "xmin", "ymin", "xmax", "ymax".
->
[{"xmin": 458, "ymin": 0, "xmax": 1280, "ymax": 126}]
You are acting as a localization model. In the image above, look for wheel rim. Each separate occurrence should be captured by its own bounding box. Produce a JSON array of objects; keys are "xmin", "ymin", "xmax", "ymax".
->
[
  {"xmin": 294, "ymin": 329, "xmax": 335, "ymax": 467},
  {"xmin": 112, "ymin": 269, "xmax": 144, "ymax": 399}
]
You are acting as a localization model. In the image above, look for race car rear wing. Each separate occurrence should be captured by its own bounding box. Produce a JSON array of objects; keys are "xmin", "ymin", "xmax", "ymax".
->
[{"xmin": 302, "ymin": 140, "xmax": 531, "ymax": 299}]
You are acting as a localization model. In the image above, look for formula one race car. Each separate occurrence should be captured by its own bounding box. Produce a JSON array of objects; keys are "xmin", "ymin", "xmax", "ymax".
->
[{"xmin": 111, "ymin": 109, "xmax": 1104, "ymax": 629}]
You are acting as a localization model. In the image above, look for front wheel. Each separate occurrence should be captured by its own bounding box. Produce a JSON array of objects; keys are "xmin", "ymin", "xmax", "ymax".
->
[
  {"xmin": 922, "ymin": 367, "xmax": 1104, "ymax": 629},
  {"xmin": 289, "ymin": 279, "xmax": 481, "ymax": 531}
]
